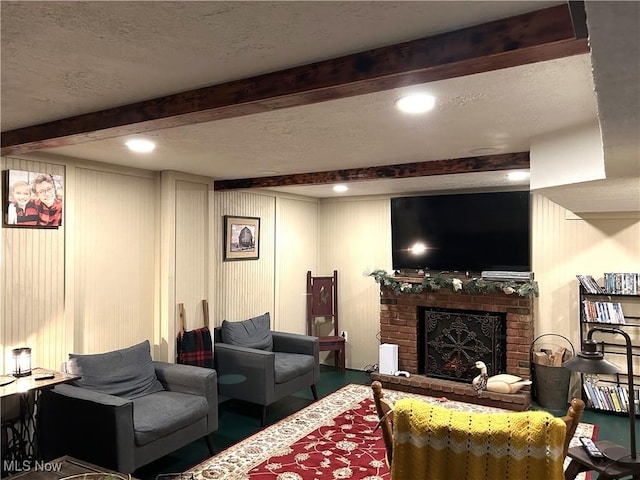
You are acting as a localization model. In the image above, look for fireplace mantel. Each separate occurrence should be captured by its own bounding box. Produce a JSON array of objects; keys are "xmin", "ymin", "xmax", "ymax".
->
[{"xmin": 372, "ymin": 281, "xmax": 534, "ymax": 410}]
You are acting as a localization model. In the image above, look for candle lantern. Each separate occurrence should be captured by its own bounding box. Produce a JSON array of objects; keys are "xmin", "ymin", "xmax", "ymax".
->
[{"xmin": 12, "ymin": 347, "xmax": 32, "ymax": 377}]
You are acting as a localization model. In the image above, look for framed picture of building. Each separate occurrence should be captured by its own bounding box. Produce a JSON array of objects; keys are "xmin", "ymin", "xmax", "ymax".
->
[
  {"xmin": 3, "ymin": 169, "xmax": 64, "ymax": 228},
  {"xmin": 223, "ymin": 215, "xmax": 260, "ymax": 261}
]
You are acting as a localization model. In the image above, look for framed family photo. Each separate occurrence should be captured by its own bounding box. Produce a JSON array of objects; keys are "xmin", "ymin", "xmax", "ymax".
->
[
  {"xmin": 3, "ymin": 169, "xmax": 64, "ymax": 228},
  {"xmin": 224, "ymin": 215, "xmax": 260, "ymax": 261}
]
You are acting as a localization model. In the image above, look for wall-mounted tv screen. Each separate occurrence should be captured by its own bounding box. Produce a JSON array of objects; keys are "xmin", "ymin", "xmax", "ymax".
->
[{"xmin": 391, "ymin": 191, "xmax": 531, "ymax": 273}]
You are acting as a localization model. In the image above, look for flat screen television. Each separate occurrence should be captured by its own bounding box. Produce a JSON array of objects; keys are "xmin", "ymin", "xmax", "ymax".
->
[{"xmin": 391, "ymin": 191, "xmax": 531, "ymax": 274}]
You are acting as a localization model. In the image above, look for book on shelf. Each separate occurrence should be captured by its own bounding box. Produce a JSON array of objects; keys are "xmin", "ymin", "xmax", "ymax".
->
[
  {"xmin": 609, "ymin": 386, "xmax": 622, "ymax": 412},
  {"xmin": 583, "ymin": 382, "xmax": 599, "ymax": 409},
  {"xmin": 599, "ymin": 387, "xmax": 615, "ymax": 412},
  {"xmin": 617, "ymin": 384, "xmax": 629, "ymax": 412},
  {"xmin": 582, "ymin": 299, "xmax": 626, "ymax": 323},
  {"xmin": 583, "ymin": 382, "xmax": 640, "ymax": 414},
  {"xmin": 576, "ymin": 274, "xmax": 605, "ymax": 294},
  {"xmin": 604, "ymin": 272, "xmax": 640, "ymax": 295}
]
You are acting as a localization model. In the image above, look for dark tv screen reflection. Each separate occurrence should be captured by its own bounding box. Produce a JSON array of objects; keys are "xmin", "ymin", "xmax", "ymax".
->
[{"xmin": 391, "ymin": 191, "xmax": 531, "ymax": 273}]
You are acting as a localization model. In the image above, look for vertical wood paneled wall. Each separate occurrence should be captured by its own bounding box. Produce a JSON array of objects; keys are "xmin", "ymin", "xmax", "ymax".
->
[
  {"xmin": 213, "ymin": 191, "xmax": 276, "ymax": 327},
  {"xmin": 153, "ymin": 173, "xmax": 214, "ymax": 362},
  {"xmin": 532, "ymin": 193, "xmax": 640, "ymax": 341},
  {"xmin": 73, "ymin": 167, "xmax": 157, "ymax": 354},
  {"xmin": 274, "ymin": 196, "xmax": 319, "ymax": 334},
  {"xmin": 531, "ymin": 193, "xmax": 640, "ymax": 380},
  {"xmin": 1, "ymin": 155, "xmax": 160, "ymax": 371},
  {"xmin": 1, "ymin": 157, "xmax": 66, "ymax": 372},
  {"xmin": 175, "ymin": 180, "xmax": 211, "ymax": 332},
  {"xmin": 2, "ymin": 152, "xmax": 638, "ymax": 378},
  {"xmin": 318, "ymin": 196, "xmax": 392, "ymax": 370},
  {"xmin": 210, "ymin": 191, "xmax": 321, "ymax": 335}
]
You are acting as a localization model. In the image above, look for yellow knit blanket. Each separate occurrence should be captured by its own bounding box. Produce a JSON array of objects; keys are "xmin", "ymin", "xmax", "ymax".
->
[{"xmin": 391, "ymin": 398, "xmax": 566, "ymax": 480}]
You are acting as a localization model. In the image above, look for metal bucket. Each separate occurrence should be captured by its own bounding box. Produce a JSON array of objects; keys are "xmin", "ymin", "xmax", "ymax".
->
[{"xmin": 530, "ymin": 334, "xmax": 575, "ymax": 410}]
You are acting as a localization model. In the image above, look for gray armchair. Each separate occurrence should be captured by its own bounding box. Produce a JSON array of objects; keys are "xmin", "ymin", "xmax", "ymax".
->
[
  {"xmin": 213, "ymin": 312, "xmax": 319, "ymax": 425},
  {"xmin": 38, "ymin": 341, "xmax": 218, "ymax": 474}
]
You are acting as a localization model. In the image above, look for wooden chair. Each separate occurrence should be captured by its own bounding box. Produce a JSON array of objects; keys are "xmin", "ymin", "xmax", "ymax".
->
[
  {"xmin": 306, "ymin": 270, "xmax": 345, "ymax": 373},
  {"xmin": 371, "ymin": 381, "xmax": 585, "ymax": 478}
]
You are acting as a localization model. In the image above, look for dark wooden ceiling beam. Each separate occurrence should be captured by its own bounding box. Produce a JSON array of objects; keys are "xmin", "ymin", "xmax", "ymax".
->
[
  {"xmin": 1, "ymin": 4, "xmax": 588, "ymax": 156},
  {"xmin": 214, "ymin": 152, "xmax": 530, "ymax": 190}
]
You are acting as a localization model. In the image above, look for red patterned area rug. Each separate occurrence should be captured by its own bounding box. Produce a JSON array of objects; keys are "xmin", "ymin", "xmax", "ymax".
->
[{"xmin": 187, "ymin": 384, "xmax": 596, "ymax": 480}]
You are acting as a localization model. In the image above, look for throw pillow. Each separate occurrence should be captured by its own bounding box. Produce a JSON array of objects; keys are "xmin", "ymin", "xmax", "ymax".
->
[
  {"xmin": 221, "ymin": 312, "xmax": 273, "ymax": 351},
  {"xmin": 66, "ymin": 340, "xmax": 164, "ymax": 399}
]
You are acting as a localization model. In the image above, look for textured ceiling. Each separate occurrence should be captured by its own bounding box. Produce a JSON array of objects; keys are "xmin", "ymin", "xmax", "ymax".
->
[
  {"xmin": 41, "ymin": 55, "xmax": 597, "ymax": 177},
  {"xmin": 1, "ymin": 1, "xmax": 638, "ymax": 211},
  {"xmin": 1, "ymin": 1, "xmax": 560, "ymax": 130}
]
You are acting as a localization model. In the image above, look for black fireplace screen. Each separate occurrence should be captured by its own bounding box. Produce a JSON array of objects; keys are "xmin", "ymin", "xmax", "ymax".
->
[{"xmin": 422, "ymin": 307, "xmax": 506, "ymax": 383}]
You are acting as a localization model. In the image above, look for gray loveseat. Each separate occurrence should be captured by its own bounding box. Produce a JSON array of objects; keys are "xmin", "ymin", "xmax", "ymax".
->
[
  {"xmin": 38, "ymin": 340, "xmax": 218, "ymax": 473},
  {"xmin": 214, "ymin": 312, "xmax": 319, "ymax": 425}
]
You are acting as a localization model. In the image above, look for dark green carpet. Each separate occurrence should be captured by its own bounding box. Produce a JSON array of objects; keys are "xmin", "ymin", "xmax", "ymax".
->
[{"xmin": 133, "ymin": 366, "xmax": 634, "ymax": 480}]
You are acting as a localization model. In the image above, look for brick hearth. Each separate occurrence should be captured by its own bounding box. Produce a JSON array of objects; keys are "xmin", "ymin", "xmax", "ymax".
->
[{"xmin": 373, "ymin": 279, "xmax": 534, "ymax": 411}]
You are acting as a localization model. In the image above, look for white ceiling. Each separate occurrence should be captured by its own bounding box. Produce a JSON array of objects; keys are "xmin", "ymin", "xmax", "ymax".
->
[{"xmin": 1, "ymin": 1, "xmax": 638, "ymax": 210}]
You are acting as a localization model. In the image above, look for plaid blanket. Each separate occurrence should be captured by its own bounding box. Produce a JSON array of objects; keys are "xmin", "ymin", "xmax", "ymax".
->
[{"xmin": 177, "ymin": 326, "xmax": 214, "ymax": 368}]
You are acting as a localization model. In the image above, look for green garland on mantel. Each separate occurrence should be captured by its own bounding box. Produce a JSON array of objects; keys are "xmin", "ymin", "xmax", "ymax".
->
[{"xmin": 367, "ymin": 269, "xmax": 539, "ymax": 297}]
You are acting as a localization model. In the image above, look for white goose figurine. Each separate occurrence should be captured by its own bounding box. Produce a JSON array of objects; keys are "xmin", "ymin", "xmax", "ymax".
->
[{"xmin": 473, "ymin": 361, "xmax": 532, "ymax": 394}]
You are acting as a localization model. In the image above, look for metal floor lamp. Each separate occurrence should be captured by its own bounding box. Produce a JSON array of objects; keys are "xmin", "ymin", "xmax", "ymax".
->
[{"xmin": 563, "ymin": 326, "xmax": 639, "ymax": 467}]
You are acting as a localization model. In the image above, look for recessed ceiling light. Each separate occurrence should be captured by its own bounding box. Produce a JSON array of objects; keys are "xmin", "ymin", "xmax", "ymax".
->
[
  {"xmin": 333, "ymin": 185, "xmax": 349, "ymax": 193},
  {"xmin": 396, "ymin": 94, "xmax": 436, "ymax": 114},
  {"xmin": 507, "ymin": 171, "xmax": 530, "ymax": 181},
  {"xmin": 125, "ymin": 138, "xmax": 156, "ymax": 153},
  {"xmin": 259, "ymin": 170, "xmax": 280, "ymax": 175}
]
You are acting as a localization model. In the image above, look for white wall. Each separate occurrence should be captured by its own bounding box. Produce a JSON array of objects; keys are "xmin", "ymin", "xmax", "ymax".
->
[
  {"xmin": 212, "ymin": 191, "xmax": 321, "ymax": 334},
  {"xmin": 530, "ymin": 122, "xmax": 605, "ymax": 189},
  {"xmin": 1, "ymin": 156, "xmax": 160, "ymax": 371},
  {"xmin": 209, "ymin": 191, "xmax": 392, "ymax": 370},
  {"xmin": 1, "ymin": 157, "xmax": 66, "ymax": 372},
  {"xmin": 532, "ymin": 193, "xmax": 640, "ymax": 384},
  {"xmin": 175, "ymin": 179, "xmax": 210, "ymax": 329},
  {"xmin": 318, "ymin": 196, "xmax": 392, "ymax": 370},
  {"xmin": 163, "ymin": 173, "xmax": 215, "ymax": 362},
  {"xmin": 73, "ymin": 166, "xmax": 157, "ymax": 354},
  {"xmin": 532, "ymin": 194, "xmax": 640, "ymax": 340},
  {"xmin": 0, "ymin": 157, "xmax": 218, "ymax": 369},
  {"xmin": 274, "ymin": 195, "xmax": 319, "ymax": 334},
  {"xmin": 212, "ymin": 190, "xmax": 276, "ymax": 327},
  {"xmin": 2, "ymin": 154, "xmax": 639, "ymax": 376}
]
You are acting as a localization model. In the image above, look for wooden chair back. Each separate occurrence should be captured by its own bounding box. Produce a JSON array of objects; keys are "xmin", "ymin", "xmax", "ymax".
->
[
  {"xmin": 559, "ymin": 397, "xmax": 586, "ymax": 457},
  {"xmin": 306, "ymin": 270, "xmax": 345, "ymax": 372},
  {"xmin": 371, "ymin": 381, "xmax": 585, "ymax": 468},
  {"xmin": 372, "ymin": 380, "xmax": 395, "ymax": 465}
]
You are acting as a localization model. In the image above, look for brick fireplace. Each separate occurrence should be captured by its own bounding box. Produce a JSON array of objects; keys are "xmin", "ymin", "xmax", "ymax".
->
[{"xmin": 371, "ymin": 280, "xmax": 534, "ymax": 410}]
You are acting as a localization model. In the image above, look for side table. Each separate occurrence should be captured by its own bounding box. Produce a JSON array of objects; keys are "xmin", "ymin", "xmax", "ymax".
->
[
  {"xmin": 1, "ymin": 368, "xmax": 80, "ymax": 474},
  {"xmin": 565, "ymin": 440, "xmax": 640, "ymax": 480}
]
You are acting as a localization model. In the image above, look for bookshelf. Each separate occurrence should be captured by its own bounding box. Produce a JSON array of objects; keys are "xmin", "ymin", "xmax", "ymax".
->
[{"xmin": 577, "ymin": 273, "xmax": 640, "ymax": 417}]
